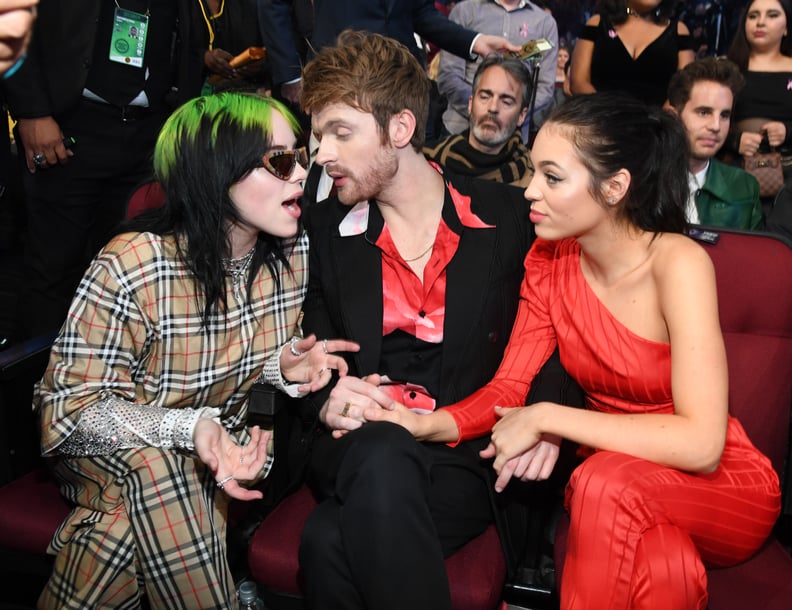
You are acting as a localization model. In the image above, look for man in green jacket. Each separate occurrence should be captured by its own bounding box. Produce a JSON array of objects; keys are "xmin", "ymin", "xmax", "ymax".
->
[{"xmin": 668, "ymin": 58, "xmax": 763, "ymax": 230}]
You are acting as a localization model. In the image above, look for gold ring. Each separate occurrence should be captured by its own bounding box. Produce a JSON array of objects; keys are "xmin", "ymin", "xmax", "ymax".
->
[{"xmin": 341, "ymin": 401, "xmax": 352, "ymax": 417}]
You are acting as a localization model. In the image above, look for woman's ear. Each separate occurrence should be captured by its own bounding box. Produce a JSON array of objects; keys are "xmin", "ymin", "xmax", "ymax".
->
[
  {"xmin": 603, "ymin": 169, "xmax": 630, "ymax": 206},
  {"xmin": 389, "ymin": 109, "xmax": 417, "ymax": 149}
]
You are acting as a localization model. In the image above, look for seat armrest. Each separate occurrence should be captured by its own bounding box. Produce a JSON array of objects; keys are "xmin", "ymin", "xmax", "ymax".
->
[
  {"xmin": 0, "ymin": 332, "xmax": 57, "ymax": 382},
  {"xmin": 246, "ymin": 382, "xmax": 289, "ymax": 430}
]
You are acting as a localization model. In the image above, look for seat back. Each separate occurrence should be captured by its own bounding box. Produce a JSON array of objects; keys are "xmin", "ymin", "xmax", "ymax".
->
[{"xmin": 699, "ymin": 228, "xmax": 792, "ymax": 476}]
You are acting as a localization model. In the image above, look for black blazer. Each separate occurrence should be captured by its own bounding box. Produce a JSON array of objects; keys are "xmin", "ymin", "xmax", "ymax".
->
[
  {"xmin": 3, "ymin": 0, "xmax": 202, "ymax": 119},
  {"xmin": 300, "ymin": 172, "xmax": 573, "ymax": 423},
  {"xmin": 258, "ymin": 0, "xmax": 477, "ymax": 84}
]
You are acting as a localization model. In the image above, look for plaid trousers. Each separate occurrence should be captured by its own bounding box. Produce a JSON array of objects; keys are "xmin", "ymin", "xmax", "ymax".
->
[{"xmin": 39, "ymin": 447, "xmax": 236, "ymax": 609}]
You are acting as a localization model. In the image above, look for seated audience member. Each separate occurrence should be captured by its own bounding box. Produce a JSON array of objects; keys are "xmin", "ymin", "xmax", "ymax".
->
[
  {"xmin": 424, "ymin": 55, "xmax": 534, "ymax": 187},
  {"xmin": 34, "ymin": 92, "xmax": 355, "ymax": 609},
  {"xmin": 437, "ymin": 0, "xmax": 559, "ymax": 141},
  {"xmin": 766, "ymin": 181, "xmax": 792, "ymax": 240},
  {"xmin": 667, "ymin": 57, "xmax": 763, "ymax": 229},
  {"xmin": 369, "ymin": 92, "xmax": 781, "ymax": 609},
  {"xmin": 294, "ymin": 31, "xmax": 575, "ymax": 610}
]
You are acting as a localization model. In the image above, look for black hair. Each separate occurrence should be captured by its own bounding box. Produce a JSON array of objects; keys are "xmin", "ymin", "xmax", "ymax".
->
[
  {"xmin": 727, "ymin": 0, "xmax": 792, "ymax": 71},
  {"xmin": 121, "ymin": 92, "xmax": 302, "ymax": 324},
  {"xmin": 545, "ymin": 92, "xmax": 689, "ymax": 234},
  {"xmin": 667, "ymin": 57, "xmax": 744, "ymax": 111}
]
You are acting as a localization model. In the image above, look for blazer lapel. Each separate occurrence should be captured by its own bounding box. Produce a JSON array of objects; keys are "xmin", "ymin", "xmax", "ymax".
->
[
  {"xmin": 333, "ymin": 232, "xmax": 383, "ymax": 376},
  {"xmin": 441, "ymin": 224, "xmax": 497, "ymax": 399}
]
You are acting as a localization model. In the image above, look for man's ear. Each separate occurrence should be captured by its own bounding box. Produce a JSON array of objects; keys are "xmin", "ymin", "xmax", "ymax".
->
[
  {"xmin": 664, "ymin": 100, "xmax": 679, "ymax": 117},
  {"xmin": 517, "ymin": 105, "xmax": 529, "ymax": 127},
  {"xmin": 389, "ymin": 109, "xmax": 417, "ymax": 149},
  {"xmin": 603, "ymin": 169, "xmax": 631, "ymax": 206}
]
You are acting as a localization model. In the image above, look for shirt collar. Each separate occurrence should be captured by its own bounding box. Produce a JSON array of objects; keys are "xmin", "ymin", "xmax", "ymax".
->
[
  {"xmin": 337, "ymin": 162, "xmax": 494, "ymax": 237},
  {"xmin": 492, "ymin": 0, "xmax": 531, "ymax": 10}
]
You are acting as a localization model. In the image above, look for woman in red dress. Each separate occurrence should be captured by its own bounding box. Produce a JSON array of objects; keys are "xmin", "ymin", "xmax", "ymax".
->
[{"xmin": 365, "ymin": 92, "xmax": 781, "ymax": 610}]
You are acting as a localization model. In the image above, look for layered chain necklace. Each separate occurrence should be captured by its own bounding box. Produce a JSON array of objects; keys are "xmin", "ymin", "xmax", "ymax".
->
[{"xmin": 222, "ymin": 246, "xmax": 255, "ymax": 304}]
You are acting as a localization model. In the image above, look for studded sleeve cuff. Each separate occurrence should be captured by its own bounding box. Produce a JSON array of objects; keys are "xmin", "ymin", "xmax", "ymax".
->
[
  {"xmin": 256, "ymin": 340, "xmax": 302, "ymax": 398},
  {"xmin": 57, "ymin": 395, "xmax": 221, "ymax": 456}
]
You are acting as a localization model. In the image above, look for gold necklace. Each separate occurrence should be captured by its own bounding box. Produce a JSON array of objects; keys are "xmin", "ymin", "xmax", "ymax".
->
[{"xmin": 403, "ymin": 242, "xmax": 434, "ymax": 262}]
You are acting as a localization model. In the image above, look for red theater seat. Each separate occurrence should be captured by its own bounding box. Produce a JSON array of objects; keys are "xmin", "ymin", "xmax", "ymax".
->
[{"xmin": 553, "ymin": 228, "xmax": 792, "ymax": 610}]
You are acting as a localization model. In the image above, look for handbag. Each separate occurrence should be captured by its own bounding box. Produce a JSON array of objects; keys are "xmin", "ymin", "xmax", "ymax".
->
[{"xmin": 742, "ymin": 145, "xmax": 785, "ymax": 199}]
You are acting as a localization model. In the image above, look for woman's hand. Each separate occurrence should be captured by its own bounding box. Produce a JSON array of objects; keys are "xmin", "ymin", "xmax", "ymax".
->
[
  {"xmin": 320, "ymin": 374, "xmax": 395, "ymax": 438},
  {"xmin": 280, "ymin": 334, "xmax": 360, "ymax": 394},
  {"xmin": 193, "ymin": 419, "xmax": 271, "ymax": 501},
  {"xmin": 204, "ymin": 47, "xmax": 236, "ymax": 79},
  {"xmin": 761, "ymin": 121, "xmax": 787, "ymax": 148},
  {"xmin": 739, "ymin": 130, "xmax": 766, "ymax": 156},
  {"xmin": 483, "ymin": 404, "xmax": 554, "ymax": 491},
  {"xmin": 481, "ymin": 428, "xmax": 561, "ymax": 492}
]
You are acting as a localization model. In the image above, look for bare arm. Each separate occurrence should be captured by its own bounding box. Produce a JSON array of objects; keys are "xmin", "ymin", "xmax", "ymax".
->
[
  {"xmin": 569, "ymin": 16, "xmax": 598, "ymax": 96},
  {"xmin": 489, "ymin": 238, "xmax": 728, "ymax": 483},
  {"xmin": 676, "ymin": 20, "xmax": 694, "ymax": 70}
]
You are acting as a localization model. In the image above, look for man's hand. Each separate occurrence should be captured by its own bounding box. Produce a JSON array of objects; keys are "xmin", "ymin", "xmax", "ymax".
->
[
  {"xmin": 16, "ymin": 116, "xmax": 72, "ymax": 173},
  {"xmin": 204, "ymin": 47, "xmax": 237, "ymax": 79},
  {"xmin": 473, "ymin": 34, "xmax": 521, "ymax": 57},
  {"xmin": 320, "ymin": 374, "xmax": 396, "ymax": 437}
]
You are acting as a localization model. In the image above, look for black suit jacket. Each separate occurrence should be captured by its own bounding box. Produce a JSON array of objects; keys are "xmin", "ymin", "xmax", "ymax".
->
[
  {"xmin": 291, "ymin": 171, "xmax": 580, "ymax": 576},
  {"xmin": 3, "ymin": 0, "xmax": 202, "ymax": 119},
  {"xmin": 300, "ymin": 171, "xmax": 572, "ymax": 423},
  {"xmin": 258, "ymin": 0, "xmax": 477, "ymax": 84}
]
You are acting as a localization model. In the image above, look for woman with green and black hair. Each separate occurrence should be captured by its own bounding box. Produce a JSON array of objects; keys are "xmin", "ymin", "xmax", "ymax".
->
[{"xmin": 34, "ymin": 92, "xmax": 357, "ymax": 609}]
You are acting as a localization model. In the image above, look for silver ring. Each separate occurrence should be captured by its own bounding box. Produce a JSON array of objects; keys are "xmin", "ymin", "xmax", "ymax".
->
[
  {"xmin": 239, "ymin": 455, "xmax": 244, "ymax": 465},
  {"xmin": 216, "ymin": 474, "xmax": 234, "ymax": 490},
  {"xmin": 289, "ymin": 336, "xmax": 302, "ymax": 357},
  {"xmin": 32, "ymin": 153, "xmax": 46, "ymax": 166},
  {"xmin": 322, "ymin": 339, "xmax": 328, "ymax": 354}
]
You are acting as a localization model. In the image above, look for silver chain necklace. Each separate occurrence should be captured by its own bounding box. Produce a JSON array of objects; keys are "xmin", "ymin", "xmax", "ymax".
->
[{"xmin": 222, "ymin": 246, "xmax": 256, "ymax": 304}]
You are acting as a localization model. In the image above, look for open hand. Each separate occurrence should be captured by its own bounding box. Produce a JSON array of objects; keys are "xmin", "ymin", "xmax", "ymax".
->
[
  {"xmin": 280, "ymin": 334, "xmax": 360, "ymax": 395},
  {"xmin": 194, "ymin": 419, "xmax": 271, "ymax": 501}
]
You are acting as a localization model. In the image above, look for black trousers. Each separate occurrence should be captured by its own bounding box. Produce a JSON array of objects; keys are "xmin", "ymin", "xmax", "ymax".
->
[
  {"xmin": 17, "ymin": 98, "xmax": 168, "ymax": 337},
  {"xmin": 299, "ymin": 422, "xmax": 493, "ymax": 610}
]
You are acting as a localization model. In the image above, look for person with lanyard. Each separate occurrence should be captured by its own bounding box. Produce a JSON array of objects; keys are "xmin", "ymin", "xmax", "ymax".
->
[
  {"xmin": 3, "ymin": 0, "xmax": 204, "ymax": 339},
  {"xmin": 193, "ymin": 0, "xmax": 270, "ymax": 94}
]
